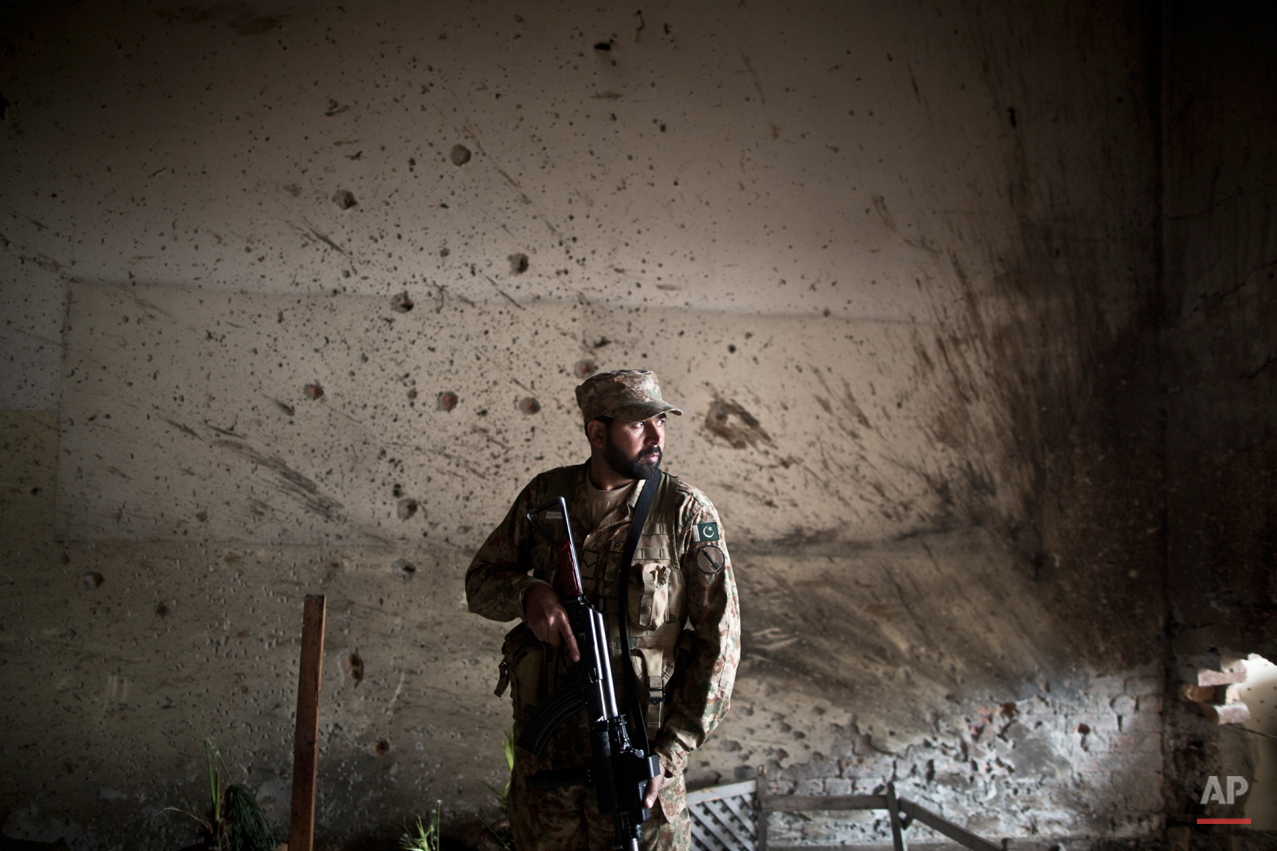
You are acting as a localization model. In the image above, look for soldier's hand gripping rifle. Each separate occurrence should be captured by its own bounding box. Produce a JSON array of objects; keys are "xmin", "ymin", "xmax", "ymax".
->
[{"xmin": 518, "ymin": 497, "xmax": 661, "ymax": 851}]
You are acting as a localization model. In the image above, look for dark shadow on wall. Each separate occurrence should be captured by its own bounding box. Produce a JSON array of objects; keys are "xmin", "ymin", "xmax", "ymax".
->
[{"xmin": 1159, "ymin": 0, "xmax": 1277, "ymax": 835}]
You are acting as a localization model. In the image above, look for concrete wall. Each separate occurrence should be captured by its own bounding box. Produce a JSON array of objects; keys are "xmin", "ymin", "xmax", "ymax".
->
[{"xmin": 0, "ymin": 1, "xmax": 1185, "ymax": 848}]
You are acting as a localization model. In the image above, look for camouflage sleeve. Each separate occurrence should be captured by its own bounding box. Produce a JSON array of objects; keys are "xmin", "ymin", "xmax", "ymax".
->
[
  {"xmin": 465, "ymin": 475, "xmax": 554, "ymax": 623},
  {"xmin": 652, "ymin": 488, "xmax": 741, "ymax": 777}
]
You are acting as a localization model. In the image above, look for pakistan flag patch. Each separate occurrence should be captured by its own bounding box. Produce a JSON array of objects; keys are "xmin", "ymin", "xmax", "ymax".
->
[{"xmin": 692, "ymin": 521, "xmax": 720, "ymax": 543}]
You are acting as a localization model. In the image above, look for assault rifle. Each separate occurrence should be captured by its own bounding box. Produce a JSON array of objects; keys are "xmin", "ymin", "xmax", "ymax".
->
[{"xmin": 518, "ymin": 496, "xmax": 661, "ymax": 851}]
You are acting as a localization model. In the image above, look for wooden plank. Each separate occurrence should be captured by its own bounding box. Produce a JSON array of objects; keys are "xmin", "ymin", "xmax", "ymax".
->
[
  {"xmin": 687, "ymin": 778, "xmax": 757, "ymax": 806},
  {"xmin": 897, "ymin": 798, "xmax": 1002, "ymax": 851},
  {"xmin": 691, "ymin": 800, "xmax": 747, "ymax": 851},
  {"xmin": 288, "ymin": 594, "xmax": 326, "ymax": 851},
  {"xmin": 703, "ymin": 797, "xmax": 755, "ymax": 850},
  {"xmin": 690, "ymin": 808, "xmax": 745, "ymax": 851},
  {"xmin": 719, "ymin": 793, "xmax": 758, "ymax": 836},
  {"xmin": 886, "ymin": 782, "xmax": 908, "ymax": 851},
  {"xmin": 688, "ymin": 817, "xmax": 720, "ymax": 851}
]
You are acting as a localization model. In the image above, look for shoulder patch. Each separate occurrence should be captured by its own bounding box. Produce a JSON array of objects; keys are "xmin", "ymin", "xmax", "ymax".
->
[
  {"xmin": 692, "ymin": 521, "xmax": 720, "ymax": 543},
  {"xmin": 696, "ymin": 545, "xmax": 726, "ymax": 575}
]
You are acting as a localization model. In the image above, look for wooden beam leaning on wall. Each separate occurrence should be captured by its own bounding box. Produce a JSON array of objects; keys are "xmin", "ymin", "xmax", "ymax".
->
[{"xmin": 289, "ymin": 595, "xmax": 327, "ymax": 851}]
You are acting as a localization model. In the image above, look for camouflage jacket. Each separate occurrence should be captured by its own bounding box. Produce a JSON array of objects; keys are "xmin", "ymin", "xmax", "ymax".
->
[{"xmin": 466, "ymin": 461, "xmax": 740, "ymax": 777}]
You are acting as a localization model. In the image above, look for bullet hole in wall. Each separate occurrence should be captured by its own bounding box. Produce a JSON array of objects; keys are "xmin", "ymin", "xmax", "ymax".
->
[
  {"xmin": 397, "ymin": 498, "xmax": 419, "ymax": 520},
  {"xmin": 509, "ymin": 253, "xmax": 529, "ymax": 274},
  {"xmin": 83, "ymin": 572, "xmax": 104, "ymax": 589},
  {"xmin": 728, "ymin": 344, "xmax": 737, "ymax": 353},
  {"xmin": 392, "ymin": 291, "xmax": 414, "ymax": 312},
  {"xmin": 155, "ymin": 602, "xmax": 169, "ymax": 618},
  {"xmin": 392, "ymin": 483, "xmax": 403, "ymax": 497},
  {"xmin": 594, "ymin": 39, "xmax": 613, "ymax": 51},
  {"xmin": 372, "ymin": 738, "xmax": 390, "ymax": 756},
  {"xmin": 305, "ymin": 383, "xmax": 324, "ymax": 400},
  {"xmin": 392, "ymin": 559, "xmax": 416, "ymax": 580},
  {"xmin": 519, "ymin": 397, "xmax": 541, "ymax": 415},
  {"xmin": 438, "ymin": 391, "xmax": 458, "ymax": 411},
  {"xmin": 440, "ymin": 247, "xmax": 450, "ymax": 258},
  {"xmin": 332, "ymin": 189, "xmax": 357, "ymax": 210},
  {"xmin": 450, "ymin": 144, "xmax": 471, "ymax": 166},
  {"xmin": 346, "ymin": 651, "xmax": 365, "ymax": 685},
  {"xmin": 575, "ymin": 360, "xmax": 597, "ymax": 379}
]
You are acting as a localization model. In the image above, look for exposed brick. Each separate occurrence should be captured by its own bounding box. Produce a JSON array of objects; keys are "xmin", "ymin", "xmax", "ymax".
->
[
  {"xmin": 842, "ymin": 755, "xmax": 895, "ymax": 778},
  {"xmin": 767, "ymin": 779, "xmax": 798, "ymax": 796},
  {"xmin": 1195, "ymin": 668, "xmax": 1247, "ymax": 686},
  {"xmin": 795, "ymin": 778, "xmax": 824, "ymax": 796},
  {"xmin": 1200, "ymin": 701, "xmax": 1251, "ymax": 724},
  {"xmin": 1135, "ymin": 694, "xmax": 1163, "ymax": 713},
  {"xmin": 780, "ymin": 758, "xmax": 838, "ymax": 781},
  {"xmin": 824, "ymin": 777, "xmax": 852, "ymax": 795}
]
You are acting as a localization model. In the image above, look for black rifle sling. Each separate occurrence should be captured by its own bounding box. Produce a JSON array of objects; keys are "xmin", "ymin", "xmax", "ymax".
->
[{"xmin": 616, "ymin": 466, "xmax": 660, "ymax": 754}]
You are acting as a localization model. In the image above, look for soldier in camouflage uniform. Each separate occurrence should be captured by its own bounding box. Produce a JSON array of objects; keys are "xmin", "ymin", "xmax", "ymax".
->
[{"xmin": 467, "ymin": 369, "xmax": 741, "ymax": 851}]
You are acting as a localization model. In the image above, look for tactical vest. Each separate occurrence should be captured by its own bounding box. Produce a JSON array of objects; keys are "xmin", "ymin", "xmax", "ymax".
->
[{"xmin": 501, "ymin": 465, "xmax": 688, "ymax": 739}]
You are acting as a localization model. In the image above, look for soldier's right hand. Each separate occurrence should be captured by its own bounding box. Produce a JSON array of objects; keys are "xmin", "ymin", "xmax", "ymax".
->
[{"xmin": 523, "ymin": 583, "xmax": 581, "ymax": 663}]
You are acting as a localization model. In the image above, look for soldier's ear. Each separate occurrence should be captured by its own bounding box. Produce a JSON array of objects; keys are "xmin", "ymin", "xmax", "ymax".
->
[{"xmin": 585, "ymin": 418, "xmax": 608, "ymax": 448}]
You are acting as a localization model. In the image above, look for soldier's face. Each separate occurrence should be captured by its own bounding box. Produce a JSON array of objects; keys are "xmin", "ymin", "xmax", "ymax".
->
[{"xmin": 603, "ymin": 413, "xmax": 666, "ymax": 480}]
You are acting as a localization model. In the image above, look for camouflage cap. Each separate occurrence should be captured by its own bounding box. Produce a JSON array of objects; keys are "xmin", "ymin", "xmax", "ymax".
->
[{"xmin": 576, "ymin": 369, "xmax": 683, "ymax": 422}]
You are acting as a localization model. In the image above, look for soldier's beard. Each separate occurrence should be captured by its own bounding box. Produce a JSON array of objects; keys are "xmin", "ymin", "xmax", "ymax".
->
[{"xmin": 604, "ymin": 436, "xmax": 661, "ymax": 481}]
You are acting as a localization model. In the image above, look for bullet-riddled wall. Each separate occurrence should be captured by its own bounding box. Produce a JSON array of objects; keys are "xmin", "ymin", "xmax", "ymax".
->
[{"xmin": 0, "ymin": 1, "xmax": 1181, "ymax": 848}]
